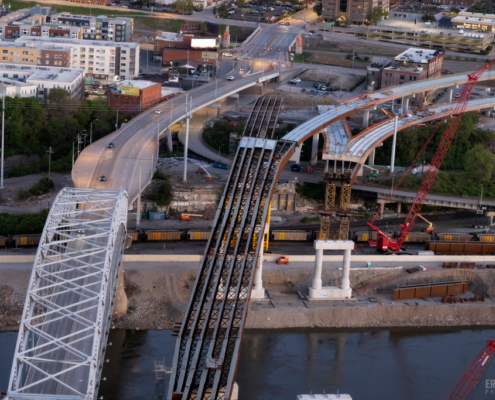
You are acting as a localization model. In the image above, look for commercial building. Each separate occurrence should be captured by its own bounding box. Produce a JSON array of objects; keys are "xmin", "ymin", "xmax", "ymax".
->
[
  {"xmin": 108, "ymin": 79, "xmax": 164, "ymax": 116},
  {"xmin": 16, "ymin": 36, "xmax": 140, "ymax": 81},
  {"xmin": 0, "ymin": 41, "xmax": 72, "ymax": 67},
  {"xmin": 387, "ymin": 9, "xmax": 443, "ymax": 23},
  {"xmin": 322, "ymin": 0, "xmax": 390, "ymax": 25},
  {"xmin": 422, "ymin": 0, "xmax": 477, "ymax": 6},
  {"xmin": 381, "ymin": 48, "xmax": 444, "ymax": 105},
  {"xmin": 154, "ymin": 31, "xmax": 219, "ymax": 69},
  {"xmin": 0, "ymin": 64, "xmax": 85, "ymax": 99},
  {"xmin": 366, "ymin": 56, "xmax": 391, "ymax": 90},
  {"xmin": 452, "ymin": 12, "xmax": 495, "ymax": 32}
]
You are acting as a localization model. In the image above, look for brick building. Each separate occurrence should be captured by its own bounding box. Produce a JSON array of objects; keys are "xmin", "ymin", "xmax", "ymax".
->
[
  {"xmin": 154, "ymin": 31, "xmax": 219, "ymax": 69},
  {"xmin": 108, "ymin": 80, "xmax": 163, "ymax": 116},
  {"xmin": 322, "ymin": 0, "xmax": 390, "ymax": 25},
  {"xmin": 381, "ymin": 48, "xmax": 444, "ymax": 106}
]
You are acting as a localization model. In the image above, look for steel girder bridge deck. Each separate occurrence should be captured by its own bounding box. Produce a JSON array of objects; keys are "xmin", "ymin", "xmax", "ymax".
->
[
  {"xmin": 169, "ymin": 96, "xmax": 295, "ymax": 400},
  {"xmin": 6, "ymin": 188, "xmax": 128, "ymax": 400}
]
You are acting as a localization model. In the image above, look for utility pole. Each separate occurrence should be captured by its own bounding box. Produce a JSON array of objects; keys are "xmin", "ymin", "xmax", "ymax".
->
[
  {"xmin": 46, "ymin": 146, "xmax": 53, "ymax": 180},
  {"xmin": 72, "ymin": 141, "xmax": 75, "ymax": 168},
  {"xmin": 0, "ymin": 95, "xmax": 4, "ymax": 189},
  {"xmin": 90, "ymin": 118, "xmax": 98, "ymax": 144},
  {"xmin": 136, "ymin": 167, "xmax": 141, "ymax": 229},
  {"xmin": 116, "ymin": 109, "xmax": 119, "ymax": 130}
]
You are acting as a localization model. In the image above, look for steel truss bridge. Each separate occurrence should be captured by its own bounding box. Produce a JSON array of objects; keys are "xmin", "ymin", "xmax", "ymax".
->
[
  {"xmin": 6, "ymin": 188, "xmax": 128, "ymax": 400},
  {"xmin": 168, "ymin": 96, "xmax": 295, "ymax": 400}
]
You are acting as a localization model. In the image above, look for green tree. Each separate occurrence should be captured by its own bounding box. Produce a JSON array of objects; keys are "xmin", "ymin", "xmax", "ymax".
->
[
  {"xmin": 48, "ymin": 88, "xmax": 69, "ymax": 103},
  {"xmin": 237, "ymin": 0, "xmax": 245, "ymax": 8},
  {"xmin": 450, "ymin": 6, "xmax": 460, "ymax": 14},
  {"xmin": 367, "ymin": 6, "xmax": 388, "ymax": 24},
  {"xmin": 422, "ymin": 14, "xmax": 436, "ymax": 22},
  {"xmin": 464, "ymin": 144, "xmax": 495, "ymax": 184},
  {"xmin": 171, "ymin": 0, "xmax": 193, "ymax": 11},
  {"xmin": 213, "ymin": 5, "xmax": 217, "ymax": 15},
  {"xmin": 218, "ymin": 3, "xmax": 228, "ymax": 18},
  {"xmin": 313, "ymin": 1, "xmax": 322, "ymax": 16},
  {"xmin": 148, "ymin": 175, "xmax": 174, "ymax": 207}
]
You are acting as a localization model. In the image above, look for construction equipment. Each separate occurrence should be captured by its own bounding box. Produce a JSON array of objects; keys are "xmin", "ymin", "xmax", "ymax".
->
[
  {"xmin": 367, "ymin": 61, "xmax": 493, "ymax": 252},
  {"xmin": 197, "ymin": 166, "xmax": 214, "ymax": 182},
  {"xmin": 276, "ymin": 256, "xmax": 289, "ymax": 264},
  {"xmin": 381, "ymin": 107, "xmax": 395, "ymax": 118},
  {"xmin": 417, "ymin": 213, "xmax": 434, "ymax": 232},
  {"xmin": 445, "ymin": 339, "xmax": 495, "ymax": 400},
  {"xmin": 180, "ymin": 213, "xmax": 210, "ymax": 221}
]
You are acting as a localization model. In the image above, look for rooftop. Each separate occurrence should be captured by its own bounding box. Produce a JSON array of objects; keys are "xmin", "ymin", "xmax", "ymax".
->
[
  {"xmin": 156, "ymin": 30, "xmax": 191, "ymax": 41},
  {"xmin": 0, "ymin": 76, "xmax": 34, "ymax": 87},
  {"xmin": 16, "ymin": 35, "xmax": 139, "ymax": 48},
  {"xmin": 0, "ymin": 64, "xmax": 84, "ymax": 82},
  {"xmin": 453, "ymin": 12, "xmax": 495, "ymax": 24},
  {"xmin": 119, "ymin": 79, "xmax": 160, "ymax": 89},
  {"xmin": 395, "ymin": 48, "xmax": 440, "ymax": 63},
  {"xmin": 0, "ymin": 40, "xmax": 72, "ymax": 51},
  {"xmin": 368, "ymin": 56, "xmax": 392, "ymax": 70}
]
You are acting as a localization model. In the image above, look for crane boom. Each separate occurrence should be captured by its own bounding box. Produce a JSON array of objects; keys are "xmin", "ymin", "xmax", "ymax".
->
[
  {"xmin": 447, "ymin": 339, "xmax": 495, "ymax": 400},
  {"xmin": 368, "ymin": 62, "xmax": 493, "ymax": 251}
]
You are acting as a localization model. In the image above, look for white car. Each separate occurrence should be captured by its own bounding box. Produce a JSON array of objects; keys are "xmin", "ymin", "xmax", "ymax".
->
[
  {"xmin": 155, "ymin": 110, "xmax": 162, "ymax": 114},
  {"xmin": 223, "ymin": 52, "xmax": 233, "ymax": 57},
  {"xmin": 227, "ymin": 76, "xmax": 235, "ymax": 81},
  {"xmin": 294, "ymin": 78, "xmax": 301, "ymax": 82}
]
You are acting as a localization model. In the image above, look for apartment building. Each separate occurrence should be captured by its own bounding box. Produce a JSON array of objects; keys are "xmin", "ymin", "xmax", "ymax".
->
[
  {"xmin": 16, "ymin": 36, "xmax": 139, "ymax": 81},
  {"xmin": 0, "ymin": 41, "xmax": 72, "ymax": 67},
  {"xmin": 381, "ymin": 48, "xmax": 444, "ymax": 106},
  {"xmin": 0, "ymin": 64, "xmax": 85, "ymax": 99},
  {"xmin": 53, "ymin": 14, "xmax": 133, "ymax": 42},
  {"xmin": 322, "ymin": 0, "xmax": 390, "ymax": 25}
]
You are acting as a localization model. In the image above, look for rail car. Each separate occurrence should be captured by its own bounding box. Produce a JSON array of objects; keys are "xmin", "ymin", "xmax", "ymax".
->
[{"xmin": 0, "ymin": 229, "xmax": 483, "ymax": 248}]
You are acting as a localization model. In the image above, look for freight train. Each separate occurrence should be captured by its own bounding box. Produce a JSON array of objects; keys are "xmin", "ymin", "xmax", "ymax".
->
[{"xmin": 1, "ymin": 229, "xmax": 485, "ymax": 248}]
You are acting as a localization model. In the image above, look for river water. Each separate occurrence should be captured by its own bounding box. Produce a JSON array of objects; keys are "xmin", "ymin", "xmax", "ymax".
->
[{"xmin": 2, "ymin": 328, "xmax": 495, "ymax": 400}]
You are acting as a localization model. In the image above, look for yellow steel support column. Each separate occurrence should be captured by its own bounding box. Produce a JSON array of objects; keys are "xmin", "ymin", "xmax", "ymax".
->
[
  {"xmin": 338, "ymin": 217, "xmax": 350, "ymax": 240},
  {"xmin": 340, "ymin": 184, "xmax": 351, "ymax": 209},
  {"xmin": 319, "ymin": 215, "xmax": 331, "ymax": 240},
  {"xmin": 325, "ymin": 183, "xmax": 336, "ymax": 210},
  {"xmin": 264, "ymin": 202, "xmax": 271, "ymax": 252}
]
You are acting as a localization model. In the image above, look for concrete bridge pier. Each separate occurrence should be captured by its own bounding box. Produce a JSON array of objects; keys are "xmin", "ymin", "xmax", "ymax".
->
[
  {"xmin": 311, "ymin": 132, "xmax": 320, "ymax": 165},
  {"xmin": 251, "ymin": 224, "xmax": 269, "ymax": 299},
  {"xmin": 362, "ymin": 110, "xmax": 370, "ymax": 128},
  {"xmin": 113, "ymin": 262, "xmax": 128, "ymax": 318},
  {"xmin": 377, "ymin": 199, "xmax": 401, "ymax": 218},
  {"xmin": 367, "ymin": 149, "xmax": 375, "ymax": 166},
  {"xmin": 308, "ymin": 240, "xmax": 354, "ymax": 300},
  {"xmin": 449, "ymin": 88, "xmax": 454, "ymax": 103},
  {"xmin": 486, "ymin": 211, "xmax": 495, "ymax": 226}
]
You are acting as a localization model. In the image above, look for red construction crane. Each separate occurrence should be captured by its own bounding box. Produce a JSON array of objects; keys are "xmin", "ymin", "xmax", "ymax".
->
[
  {"xmin": 367, "ymin": 61, "xmax": 494, "ymax": 252},
  {"xmin": 446, "ymin": 339, "xmax": 495, "ymax": 400}
]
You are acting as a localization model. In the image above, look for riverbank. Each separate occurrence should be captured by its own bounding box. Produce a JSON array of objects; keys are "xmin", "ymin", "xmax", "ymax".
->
[{"xmin": 2, "ymin": 260, "xmax": 495, "ymax": 332}]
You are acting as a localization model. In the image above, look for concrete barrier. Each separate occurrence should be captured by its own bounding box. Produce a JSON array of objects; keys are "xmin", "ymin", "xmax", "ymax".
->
[{"xmin": 241, "ymin": 26, "xmax": 262, "ymax": 48}]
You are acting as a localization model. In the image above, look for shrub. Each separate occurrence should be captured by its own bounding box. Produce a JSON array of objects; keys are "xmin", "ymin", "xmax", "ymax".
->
[
  {"xmin": 29, "ymin": 178, "xmax": 55, "ymax": 196},
  {"xmin": 17, "ymin": 189, "xmax": 31, "ymax": 200}
]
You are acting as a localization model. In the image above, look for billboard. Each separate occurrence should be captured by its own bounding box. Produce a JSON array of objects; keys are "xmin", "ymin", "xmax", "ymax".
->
[
  {"xmin": 191, "ymin": 38, "xmax": 217, "ymax": 48},
  {"xmin": 121, "ymin": 85, "xmax": 139, "ymax": 96}
]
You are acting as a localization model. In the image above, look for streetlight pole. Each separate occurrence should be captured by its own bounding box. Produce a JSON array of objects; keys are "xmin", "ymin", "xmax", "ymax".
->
[
  {"xmin": 46, "ymin": 146, "xmax": 53, "ymax": 180},
  {"xmin": 0, "ymin": 95, "xmax": 4, "ymax": 189},
  {"xmin": 218, "ymin": 144, "xmax": 225, "ymax": 162},
  {"xmin": 77, "ymin": 130, "xmax": 86, "ymax": 156},
  {"xmin": 183, "ymin": 95, "xmax": 192, "ymax": 182},
  {"xmin": 90, "ymin": 118, "xmax": 98, "ymax": 144}
]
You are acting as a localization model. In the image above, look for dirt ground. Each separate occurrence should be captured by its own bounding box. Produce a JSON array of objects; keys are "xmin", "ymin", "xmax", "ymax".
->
[
  {"xmin": 0, "ymin": 172, "xmax": 73, "ymax": 214},
  {"xmin": 303, "ymin": 37, "xmax": 404, "ymax": 57},
  {"xmin": 269, "ymin": 90, "xmax": 340, "ymax": 107},
  {"xmin": 298, "ymin": 69, "xmax": 365, "ymax": 91},
  {"xmin": 305, "ymin": 52, "xmax": 368, "ymax": 70}
]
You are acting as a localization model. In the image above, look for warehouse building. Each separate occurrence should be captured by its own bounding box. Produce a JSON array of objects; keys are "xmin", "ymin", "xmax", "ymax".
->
[{"xmin": 108, "ymin": 80, "xmax": 165, "ymax": 116}]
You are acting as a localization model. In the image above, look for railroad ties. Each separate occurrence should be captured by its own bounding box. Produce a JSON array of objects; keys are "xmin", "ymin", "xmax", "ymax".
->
[{"xmin": 168, "ymin": 97, "xmax": 294, "ymax": 400}]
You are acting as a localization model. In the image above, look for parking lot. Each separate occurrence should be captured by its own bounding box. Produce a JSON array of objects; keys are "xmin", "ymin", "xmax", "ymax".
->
[
  {"xmin": 85, "ymin": 84, "xmax": 108, "ymax": 97},
  {"xmin": 225, "ymin": 2, "xmax": 300, "ymax": 22}
]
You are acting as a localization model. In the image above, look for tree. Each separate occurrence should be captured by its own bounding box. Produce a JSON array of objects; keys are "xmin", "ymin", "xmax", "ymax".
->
[
  {"xmin": 464, "ymin": 144, "xmax": 495, "ymax": 184},
  {"xmin": 213, "ymin": 5, "xmax": 217, "ymax": 15},
  {"xmin": 422, "ymin": 14, "xmax": 436, "ymax": 22},
  {"xmin": 367, "ymin": 6, "xmax": 388, "ymax": 24},
  {"xmin": 313, "ymin": 1, "xmax": 322, "ymax": 16},
  {"xmin": 450, "ymin": 6, "xmax": 460, "ymax": 14},
  {"xmin": 148, "ymin": 175, "xmax": 174, "ymax": 207},
  {"xmin": 170, "ymin": 0, "xmax": 193, "ymax": 11},
  {"xmin": 48, "ymin": 88, "xmax": 69, "ymax": 103},
  {"xmin": 237, "ymin": 0, "xmax": 245, "ymax": 8},
  {"xmin": 218, "ymin": 3, "xmax": 228, "ymax": 18}
]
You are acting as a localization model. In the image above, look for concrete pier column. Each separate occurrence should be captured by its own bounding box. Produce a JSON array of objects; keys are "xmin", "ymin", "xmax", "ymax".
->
[
  {"xmin": 368, "ymin": 148, "xmax": 375, "ymax": 166},
  {"xmin": 390, "ymin": 114, "xmax": 399, "ymax": 173},
  {"xmin": 334, "ymin": 160, "xmax": 337, "ymax": 173},
  {"xmin": 311, "ymin": 248, "xmax": 323, "ymax": 290},
  {"xmin": 362, "ymin": 110, "xmax": 370, "ymax": 128},
  {"xmin": 325, "ymin": 159, "xmax": 329, "ymax": 173},
  {"xmin": 136, "ymin": 191, "xmax": 141, "ymax": 229},
  {"xmin": 341, "ymin": 249, "xmax": 351, "ymax": 291},
  {"xmin": 405, "ymin": 97, "xmax": 410, "ymax": 112},
  {"xmin": 166, "ymin": 129, "xmax": 173, "ymax": 152},
  {"xmin": 378, "ymin": 200, "xmax": 385, "ymax": 218},
  {"xmin": 311, "ymin": 132, "xmax": 320, "ymax": 165},
  {"xmin": 397, "ymin": 201, "xmax": 402, "ymax": 215},
  {"xmin": 449, "ymin": 88, "xmax": 454, "ymax": 103},
  {"xmin": 113, "ymin": 262, "xmax": 128, "ymax": 318},
  {"xmin": 251, "ymin": 225, "xmax": 268, "ymax": 299}
]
